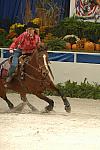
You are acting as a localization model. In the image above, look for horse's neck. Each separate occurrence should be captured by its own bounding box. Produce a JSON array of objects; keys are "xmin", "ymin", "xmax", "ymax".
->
[
  {"xmin": 29, "ymin": 50, "xmax": 39, "ymax": 68},
  {"xmin": 28, "ymin": 50, "xmax": 48, "ymax": 69}
]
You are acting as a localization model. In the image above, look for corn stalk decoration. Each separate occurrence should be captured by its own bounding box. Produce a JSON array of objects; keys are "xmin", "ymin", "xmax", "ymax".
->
[
  {"xmin": 35, "ymin": 0, "xmax": 61, "ymax": 27},
  {"xmin": 24, "ymin": 0, "xmax": 32, "ymax": 23}
]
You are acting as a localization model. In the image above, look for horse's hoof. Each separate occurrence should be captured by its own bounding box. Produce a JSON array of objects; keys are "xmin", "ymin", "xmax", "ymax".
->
[
  {"xmin": 9, "ymin": 103, "xmax": 14, "ymax": 110},
  {"xmin": 65, "ymin": 105, "xmax": 71, "ymax": 113},
  {"xmin": 45, "ymin": 105, "xmax": 53, "ymax": 112},
  {"xmin": 41, "ymin": 110, "xmax": 49, "ymax": 113},
  {"xmin": 10, "ymin": 103, "xmax": 25, "ymax": 113},
  {"xmin": 27, "ymin": 103, "xmax": 39, "ymax": 112},
  {"xmin": 41, "ymin": 107, "xmax": 52, "ymax": 113}
]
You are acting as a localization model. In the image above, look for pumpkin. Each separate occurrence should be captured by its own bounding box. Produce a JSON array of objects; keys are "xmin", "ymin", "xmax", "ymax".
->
[
  {"xmin": 66, "ymin": 42, "xmax": 71, "ymax": 49},
  {"xmin": 72, "ymin": 44, "xmax": 77, "ymax": 50},
  {"xmin": 84, "ymin": 41, "xmax": 95, "ymax": 51},
  {"xmin": 95, "ymin": 44, "xmax": 100, "ymax": 51}
]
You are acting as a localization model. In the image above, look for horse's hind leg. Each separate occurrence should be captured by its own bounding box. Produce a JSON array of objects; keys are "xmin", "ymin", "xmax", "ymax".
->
[
  {"xmin": 1, "ymin": 95, "xmax": 14, "ymax": 110},
  {"xmin": 21, "ymin": 93, "xmax": 39, "ymax": 112},
  {"xmin": 0, "ymin": 79, "xmax": 14, "ymax": 110},
  {"xmin": 12, "ymin": 93, "xmax": 38, "ymax": 112},
  {"xmin": 36, "ymin": 93, "xmax": 54, "ymax": 112},
  {"xmin": 10, "ymin": 93, "xmax": 27, "ymax": 112}
]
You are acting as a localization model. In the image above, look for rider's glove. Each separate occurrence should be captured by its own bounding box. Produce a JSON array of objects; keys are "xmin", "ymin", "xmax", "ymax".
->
[{"xmin": 9, "ymin": 49, "xmax": 14, "ymax": 53}]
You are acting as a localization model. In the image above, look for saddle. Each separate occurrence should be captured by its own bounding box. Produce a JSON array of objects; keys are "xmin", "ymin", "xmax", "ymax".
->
[
  {"xmin": 18, "ymin": 55, "xmax": 31, "ymax": 79},
  {"xmin": 0, "ymin": 55, "xmax": 30, "ymax": 80}
]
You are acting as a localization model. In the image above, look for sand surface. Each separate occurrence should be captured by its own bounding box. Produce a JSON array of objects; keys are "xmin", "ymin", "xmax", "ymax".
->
[{"xmin": 0, "ymin": 94, "xmax": 100, "ymax": 150}]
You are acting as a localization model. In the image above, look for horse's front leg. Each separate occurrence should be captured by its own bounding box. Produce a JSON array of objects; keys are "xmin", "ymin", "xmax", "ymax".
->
[
  {"xmin": 50, "ymin": 85, "xmax": 71, "ymax": 113},
  {"xmin": 58, "ymin": 89, "xmax": 71, "ymax": 113},
  {"xmin": 36, "ymin": 93, "xmax": 54, "ymax": 112},
  {"xmin": 20, "ymin": 93, "xmax": 39, "ymax": 112},
  {"xmin": 61, "ymin": 95, "xmax": 71, "ymax": 113}
]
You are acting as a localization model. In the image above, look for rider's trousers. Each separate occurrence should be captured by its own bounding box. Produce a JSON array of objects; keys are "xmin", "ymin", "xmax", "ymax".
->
[{"xmin": 8, "ymin": 49, "xmax": 22, "ymax": 76}]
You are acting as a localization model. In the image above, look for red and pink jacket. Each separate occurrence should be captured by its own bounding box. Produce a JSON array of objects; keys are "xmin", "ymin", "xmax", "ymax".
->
[{"xmin": 10, "ymin": 32, "xmax": 40, "ymax": 54}]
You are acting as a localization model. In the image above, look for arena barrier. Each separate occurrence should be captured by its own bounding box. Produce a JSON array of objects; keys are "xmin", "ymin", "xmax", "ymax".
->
[{"xmin": 0, "ymin": 48, "xmax": 100, "ymax": 84}]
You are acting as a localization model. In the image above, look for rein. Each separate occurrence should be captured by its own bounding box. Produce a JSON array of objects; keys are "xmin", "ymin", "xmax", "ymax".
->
[
  {"xmin": 24, "ymin": 62, "xmax": 41, "ymax": 72},
  {"xmin": 24, "ymin": 72, "xmax": 46, "ymax": 82}
]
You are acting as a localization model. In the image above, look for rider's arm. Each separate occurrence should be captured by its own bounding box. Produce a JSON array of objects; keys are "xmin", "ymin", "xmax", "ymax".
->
[{"xmin": 9, "ymin": 32, "xmax": 26, "ymax": 51}]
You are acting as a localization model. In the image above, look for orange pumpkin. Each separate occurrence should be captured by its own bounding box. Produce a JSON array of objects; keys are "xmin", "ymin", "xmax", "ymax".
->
[
  {"xmin": 72, "ymin": 44, "xmax": 77, "ymax": 50},
  {"xmin": 95, "ymin": 44, "xmax": 100, "ymax": 51},
  {"xmin": 84, "ymin": 41, "xmax": 94, "ymax": 51},
  {"xmin": 66, "ymin": 42, "xmax": 71, "ymax": 49}
]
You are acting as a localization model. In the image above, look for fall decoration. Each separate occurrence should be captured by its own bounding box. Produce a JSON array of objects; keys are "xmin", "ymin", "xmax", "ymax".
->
[
  {"xmin": 84, "ymin": 41, "xmax": 95, "ymax": 51},
  {"xmin": 65, "ymin": 42, "xmax": 71, "ymax": 50},
  {"xmin": 9, "ymin": 23, "xmax": 25, "ymax": 33},
  {"xmin": 0, "ymin": 28, "xmax": 5, "ymax": 34},
  {"xmin": 24, "ymin": 0, "xmax": 32, "ymax": 23},
  {"xmin": 95, "ymin": 44, "xmax": 100, "ymax": 51},
  {"xmin": 6, "ymin": 32, "xmax": 17, "ymax": 40},
  {"xmin": 72, "ymin": 44, "xmax": 77, "ymax": 50}
]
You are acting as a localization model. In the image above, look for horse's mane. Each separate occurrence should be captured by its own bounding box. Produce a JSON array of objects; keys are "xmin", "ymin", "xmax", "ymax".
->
[{"xmin": 29, "ymin": 49, "xmax": 39, "ymax": 68}]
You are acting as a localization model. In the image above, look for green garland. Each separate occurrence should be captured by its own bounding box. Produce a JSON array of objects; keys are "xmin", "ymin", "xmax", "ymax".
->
[{"xmin": 44, "ymin": 78, "xmax": 100, "ymax": 100}]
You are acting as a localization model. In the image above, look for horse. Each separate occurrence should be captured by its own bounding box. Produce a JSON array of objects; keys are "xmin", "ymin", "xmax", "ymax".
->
[{"xmin": 0, "ymin": 47, "xmax": 71, "ymax": 113}]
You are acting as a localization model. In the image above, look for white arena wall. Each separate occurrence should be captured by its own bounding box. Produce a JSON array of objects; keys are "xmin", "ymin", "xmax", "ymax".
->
[{"xmin": 50, "ymin": 61, "xmax": 100, "ymax": 84}]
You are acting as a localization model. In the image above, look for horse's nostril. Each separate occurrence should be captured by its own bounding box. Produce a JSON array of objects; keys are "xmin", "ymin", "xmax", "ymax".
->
[{"xmin": 43, "ymin": 72, "xmax": 45, "ymax": 75}]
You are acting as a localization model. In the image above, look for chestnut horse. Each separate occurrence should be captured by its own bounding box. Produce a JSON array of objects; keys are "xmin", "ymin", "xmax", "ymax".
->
[{"xmin": 0, "ymin": 48, "xmax": 71, "ymax": 113}]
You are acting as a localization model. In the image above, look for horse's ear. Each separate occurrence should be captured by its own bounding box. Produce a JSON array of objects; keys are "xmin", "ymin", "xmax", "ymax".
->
[{"xmin": 37, "ymin": 43, "xmax": 48, "ymax": 52}]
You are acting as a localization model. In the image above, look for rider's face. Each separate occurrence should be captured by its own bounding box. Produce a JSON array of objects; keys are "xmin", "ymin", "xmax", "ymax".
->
[{"xmin": 26, "ymin": 28, "xmax": 35, "ymax": 36}]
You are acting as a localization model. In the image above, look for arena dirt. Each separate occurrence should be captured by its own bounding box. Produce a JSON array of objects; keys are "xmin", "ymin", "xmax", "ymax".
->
[{"xmin": 0, "ymin": 94, "xmax": 100, "ymax": 150}]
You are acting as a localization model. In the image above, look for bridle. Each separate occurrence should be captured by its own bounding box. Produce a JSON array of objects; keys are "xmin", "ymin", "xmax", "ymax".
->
[{"xmin": 20, "ymin": 51, "xmax": 49, "ymax": 81}]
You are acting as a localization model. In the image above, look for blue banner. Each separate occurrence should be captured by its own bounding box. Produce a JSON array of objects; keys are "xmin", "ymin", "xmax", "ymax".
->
[
  {"xmin": 48, "ymin": 52, "xmax": 74, "ymax": 62},
  {"xmin": 77, "ymin": 54, "xmax": 100, "ymax": 64}
]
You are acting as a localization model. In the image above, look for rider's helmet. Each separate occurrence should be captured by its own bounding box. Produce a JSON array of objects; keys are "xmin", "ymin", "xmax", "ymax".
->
[{"xmin": 25, "ymin": 22, "xmax": 39, "ymax": 29}]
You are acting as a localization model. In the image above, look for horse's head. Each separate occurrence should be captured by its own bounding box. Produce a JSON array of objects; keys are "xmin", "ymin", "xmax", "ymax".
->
[
  {"xmin": 27, "ymin": 44, "xmax": 54, "ymax": 81},
  {"xmin": 37, "ymin": 42, "xmax": 48, "ymax": 53},
  {"xmin": 37, "ymin": 47, "xmax": 54, "ymax": 81},
  {"xmin": 37, "ymin": 45, "xmax": 49, "ymax": 78}
]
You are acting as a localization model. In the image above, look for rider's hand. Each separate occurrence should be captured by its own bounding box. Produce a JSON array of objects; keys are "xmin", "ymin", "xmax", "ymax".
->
[{"xmin": 9, "ymin": 49, "xmax": 14, "ymax": 53}]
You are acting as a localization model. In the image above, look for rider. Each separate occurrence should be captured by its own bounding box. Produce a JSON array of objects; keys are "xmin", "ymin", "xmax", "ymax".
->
[{"xmin": 6, "ymin": 22, "xmax": 41, "ymax": 83}]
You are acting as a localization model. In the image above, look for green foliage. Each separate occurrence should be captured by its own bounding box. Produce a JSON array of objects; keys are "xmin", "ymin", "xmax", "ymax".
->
[
  {"xmin": 0, "ymin": 29, "xmax": 12, "ymax": 47},
  {"xmin": 45, "ymin": 79, "xmax": 100, "ymax": 100},
  {"xmin": 15, "ymin": 26, "xmax": 25, "ymax": 35},
  {"xmin": 46, "ymin": 38, "xmax": 66, "ymax": 51},
  {"xmin": 51, "ymin": 17, "xmax": 100, "ymax": 43}
]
